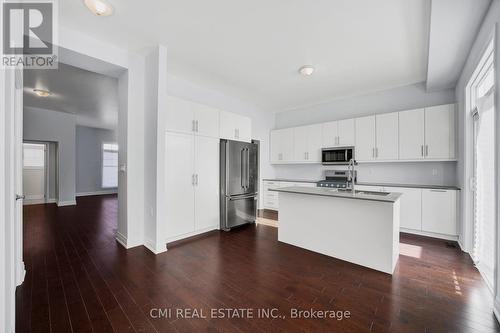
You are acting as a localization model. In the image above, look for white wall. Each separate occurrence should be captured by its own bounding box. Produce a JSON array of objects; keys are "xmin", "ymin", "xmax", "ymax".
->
[
  {"xmin": 166, "ymin": 73, "xmax": 276, "ymax": 206},
  {"xmin": 23, "ymin": 107, "xmax": 76, "ymax": 205},
  {"xmin": 272, "ymin": 82, "xmax": 458, "ymax": 185},
  {"xmin": 76, "ymin": 125, "xmax": 117, "ymax": 195},
  {"xmin": 454, "ymin": 0, "xmax": 500, "ymax": 316}
]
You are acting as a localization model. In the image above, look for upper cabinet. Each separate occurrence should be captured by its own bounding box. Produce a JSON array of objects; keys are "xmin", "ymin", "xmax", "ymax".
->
[
  {"xmin": 399, "ymin": 104, "xmax": 455, "ymax": 160},
  {"xmin": 293, "ymin": 124, "xmax": 322, "ymax": 163},
  {"xmin": 270, "ymin": 128, "xmax": 294, "ymax": 163},
  {"xmin": 270, "ymin": 103, "xmax": 456, "ymax": 165},
  {"xmin": 322, "ymin": 119, "xmax": 355, "ymax": 148},
  {"xmin": 220, "ymin": 110, "xmax": 252, "ymax": 143},
  {"xmin": 355, "ymin": 116, "xmax": 376, "ymax": 161}
]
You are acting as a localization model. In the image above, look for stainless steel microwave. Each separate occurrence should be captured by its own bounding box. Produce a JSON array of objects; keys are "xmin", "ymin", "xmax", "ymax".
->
[{"xmin": 321, "ymin": 146, "xmax": 354, "ymax": 165}]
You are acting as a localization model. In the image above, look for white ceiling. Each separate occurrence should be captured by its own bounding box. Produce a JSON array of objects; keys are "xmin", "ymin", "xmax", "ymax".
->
[
  {"xmin": 59, "ymin": 0, "xmax": 431, "ymax": 111},
  {"xmin": 426, "ymin": 0, "xmax": 491, "ymax": 92},
  {"xmin": 23, "ymin": 63, "xmax": 119, "ymax": 129}
]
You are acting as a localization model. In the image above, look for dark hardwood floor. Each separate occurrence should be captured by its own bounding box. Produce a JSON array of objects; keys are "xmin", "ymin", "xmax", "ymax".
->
[{"xmin": 17, "ymin": 195, "xmax": 499, "ymax": 332}]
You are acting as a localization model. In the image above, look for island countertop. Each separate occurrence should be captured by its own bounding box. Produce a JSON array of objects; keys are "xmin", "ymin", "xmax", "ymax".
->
[{"xmin": 270, "ymin": 186, "xmax": 402, "ymax": 203}]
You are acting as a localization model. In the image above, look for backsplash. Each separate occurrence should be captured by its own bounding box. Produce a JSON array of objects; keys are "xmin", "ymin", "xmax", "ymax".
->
[{"xmin": 273, "ymin": 162, "xmax": 458, "ymax": 185}]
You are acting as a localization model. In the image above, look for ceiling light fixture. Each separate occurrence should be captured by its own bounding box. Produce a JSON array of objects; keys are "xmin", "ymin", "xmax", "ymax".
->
[
  {"xmin": 299, "ymin": 65, "xmax": 315, "ymax": 76},
  {"xmin": 33, "ymin": 89, "xmax": 51, "ymax": 97},
  {"xmin": 84, "ymin": 0, "xmax": 114, "ymax": 16}
]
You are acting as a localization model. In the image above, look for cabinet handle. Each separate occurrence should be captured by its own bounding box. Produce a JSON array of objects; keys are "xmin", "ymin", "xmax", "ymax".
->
[
  {"xmin": 425, "ymin": 145, "xmax": 429, "ymax": 157},
  {"xmin": 430, "ymin": 189, "xmax": 447, "ymax": 192},
  {"xmin": 192, "ymin": 174, "xmax": 195, "ymax": 186},
  {"xmin": 192, "ymin": 120, "xmax": 196, "ymax": 132},
  {"xmin": 336, "ymin": 136, "xmax": 339, "ymax": 145},
  {"xmin": 376, "ymin": 147, "xmax": 378, "ymax": 158},
  {"xmin": 421, "ymin": 145, "xmax": 424, "ymax": 157},
  {"xmin": 372, "ymin": 148, "xmax": 375, "ymax": 158},
  {"xmin": 195, "ymin": 174, "xmax": 198, "ymax": 186},
  {"xmin": 195, "ymin": 120, "xmax": 199, "ymax": 132}
]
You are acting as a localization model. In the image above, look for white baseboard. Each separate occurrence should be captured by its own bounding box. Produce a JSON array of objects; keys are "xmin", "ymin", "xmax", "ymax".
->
[
  {"xmin": 144, "ymin": 238, "xmax": 168, "ymax": 254},
  {"xmin": 400, "ymin": 228, "xmax": 458, "ymax": 241},
  {"xmin": 76, "ymin": 190, "xmax": 118, "ymax": 197},
  {"xmin": 165, "ymin": 225, "xmax": 219, "ymax": 244},
  {"xmin": 494, "ymin": 297, "xmax": 500, "ymax": 324},
  {"xmin": 115, "ymin": 231, "xmax": 128, "ymax": 248},
  {"xmin": 57, "ymin": 200, "xmax": 76, "ymax": 207},
  {"xmin": 23, "ymin": 198, "xmax": 47, "ymax": 205},
  {"xmin": 45, "ymin": 198, "xmax": 57, "ymax": 204},
  {"xmin": 16, "ymin": 261, "xmax": 25, "ymax": 286}
]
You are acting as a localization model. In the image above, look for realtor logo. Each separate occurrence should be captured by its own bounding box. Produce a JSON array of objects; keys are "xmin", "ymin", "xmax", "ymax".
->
[{"xmin": 2, "ymin": 0, "xmax": 58, "ymax": 68}]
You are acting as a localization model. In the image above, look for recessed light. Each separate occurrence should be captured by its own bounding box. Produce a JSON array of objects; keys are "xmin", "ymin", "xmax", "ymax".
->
[
  {"xmin": 299, "ymin": 65, "xmax": 315, "ymax": 76},
  {"xmin": 84, "ymin": 0, "xmax": 114, "ymax": 16},
  {"xmin": 33, "ymin": 89, "xmax": 51, "ymax": 97}
]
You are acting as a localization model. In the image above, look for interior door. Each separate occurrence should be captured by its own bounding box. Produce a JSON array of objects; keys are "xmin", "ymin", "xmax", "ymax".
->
[
  {"xmin": 322, "ymin": 121, "xmax": 338, "ymax": 147},
  {"xmin": 425, "ymin": 105, "xmax": 452, "ymax": 159},
  {"xmin": 399, "ymin": 108, "xmax": 425, "ymax": 159},
  {"xmin": 166, "ymin": 96, "xmax": 194, "ymax": 134},
  {"xmin": 165, "ymin": 132, "xmax": 195, "ymax": 239},
  {"xmin": 376, "ymin": 112, "xmax": 399, "ymax": 160},
  {"xmin": 194, "ymin": 136, "xmax": 220, "ymax": 230},
  {"xmin": 355, "ymin": 116, "xmax": 376, "ymax": 161}
]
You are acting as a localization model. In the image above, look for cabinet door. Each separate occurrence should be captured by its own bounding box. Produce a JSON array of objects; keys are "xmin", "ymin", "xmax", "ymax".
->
[
  {"xmin": 219, "ymin": 110, "xmax": 237, "ymax": 140},
  {"xmin": 322, "ymin": 121, "xmax": 338, "ymax": 147},
  {"xmin": 237, "ymin": 115, "xmax": 252, "ymax": 143},
  {"xmin": 270, "ymin": 130, "xmax": 282, "ymax": 163},
  {"xmin": 307, "ymin": 124, "xmax": 323, "ymax": 162},
  {"xmin": 425, "ymin": 105, "xmax": 453, "ymax": 159},
  {"xmin": 376, "ymin": 112, "xmax": 399, "ymax": 160},
  {"xmin": 165, "ymin": 132, "xmax": 195, "ymax": 239},
  {"xmin": 338, "ymin": 118, "xmax": 355, "ymax": 146},
  {"xmin": 422, "ymin": 189, "xmax": 457, "ymax": 235},
  {"xmin": 194, "ymin": 103, "xmax": 220, "ymax": 138},
  {"xmin": 355, "ymin": 116, "xmax": 376, "ymax": 161},
  {"xmin": 399, "ymin": 109, "xmax": 425, "ymax": 160},
  {"xmin": 166, "ymin": 96, "xmax": 195, "ymax": 134},
  {"xmin": 194, "ymin": 136, "xmax": 220, "ymax": 230},
  {"xmin": 293, "ymin": 126, "xmax": 308, "ymax": 162},
  {"xmin": 385, "ymin": 187, "xmax": 421, "ymax": 230}
]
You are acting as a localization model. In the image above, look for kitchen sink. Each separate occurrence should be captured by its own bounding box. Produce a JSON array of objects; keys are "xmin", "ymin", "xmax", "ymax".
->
[{"xmin": 331, "ymin": 189, "xmax": 390, "ymax": 196}]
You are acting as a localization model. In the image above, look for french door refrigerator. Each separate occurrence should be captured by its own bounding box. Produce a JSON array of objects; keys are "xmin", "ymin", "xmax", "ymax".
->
[{"xmin": 220, "ymin": 139, "xmax": 259, "ymax": 230}]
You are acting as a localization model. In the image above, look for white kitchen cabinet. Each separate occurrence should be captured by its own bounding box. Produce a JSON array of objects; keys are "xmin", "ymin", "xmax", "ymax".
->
[
  {"xmin": 165, "ymin": 132, "xmax": 220, "ymax": 241},
  {"xmin": 322, "ymin": 119, "xmax": 355, "ymax": 148},
  {"xmin": 399, "ymin": 108, "xmax": 425, "ymax": 160},
  {"xmin": 194, "ymin": 136, "xmax": 220, "ymax": 230},
  {"xmin": 385, "ymin": 186, "xmax": 422, "ymax": 230},
  {"xmin": 220, "ymin": 110, "xmax": 252, "ymax": 142},
  {"xmin": 375, "ymin": 112, "xmax": 399, "ymax": 160},
  {"xmin": 355, "ymin": 116, "xmax": 376, "ymax": 161},
  {"xmin": 166, "ymin": 96, "xmax": 220, "ymax": 138},
  {"xmin": 293, "ymin": 124, "xmax": 322, "ymax": 163},
  {"xmin": 194, "ymin": 103, "xmax": 220, "ymax": 138},
  {"xmin": 263, "ymin": 180, "xmax": 317, "ymax": 211},
  {"xmin": 165, "ymin": 132, "xmax": 196, "ymax": 238},
  {"xmin": 270, "ymin": 128, "xmax": 294, "ymax": 163},
  {"xmin": 425, "ymin": 104, "xmax": 455, "ymax": 159},
  {"xmin": 422, "ymin": 189, "xmax": 457, "ymax": 235}
]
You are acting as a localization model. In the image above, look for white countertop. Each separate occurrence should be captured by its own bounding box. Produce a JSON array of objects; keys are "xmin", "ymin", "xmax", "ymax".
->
[{"xmin": 270, "ymin": 186, "xmax": 402, "ymax": 203}]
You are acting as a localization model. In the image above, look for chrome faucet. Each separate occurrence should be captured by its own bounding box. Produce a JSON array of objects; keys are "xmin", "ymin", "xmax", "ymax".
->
[{"xmin": 347, "ymin": 158, "xmax": 356, "ymax": 194}]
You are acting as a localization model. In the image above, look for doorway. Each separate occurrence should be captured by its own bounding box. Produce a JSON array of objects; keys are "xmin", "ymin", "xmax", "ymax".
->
[
  {"xmin": 469, "ymin": 40, "xmax": 496, "ymax": 292},
  {"xmin": 22, "ymin": 143, "xmax": 46, "ymax": 205}
]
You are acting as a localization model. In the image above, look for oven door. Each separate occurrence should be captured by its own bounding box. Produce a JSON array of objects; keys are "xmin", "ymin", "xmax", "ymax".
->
[{"xmin": 321, "ymin": 147, "xmax": 354, "ymax": 165}]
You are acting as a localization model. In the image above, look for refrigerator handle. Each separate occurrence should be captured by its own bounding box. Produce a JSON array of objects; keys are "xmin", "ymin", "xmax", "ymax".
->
[
  {"xmin": 246, "ymin": 148, "xmax": 250, "ymax": 188},
  {"xmin": 241, "ymin": 148, "xmax": 245, "ymax": 188}
]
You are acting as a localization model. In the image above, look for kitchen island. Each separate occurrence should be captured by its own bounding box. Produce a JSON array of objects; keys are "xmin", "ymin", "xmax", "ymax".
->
[{"xmin": 271, "ymin": 186, "xmax": 401, "ymax": 274}]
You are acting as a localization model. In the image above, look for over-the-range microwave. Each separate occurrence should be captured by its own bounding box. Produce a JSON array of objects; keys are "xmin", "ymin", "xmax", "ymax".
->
[{"xmin": 321, "ymin": 146, "xmax": 354, "ymax": 165}]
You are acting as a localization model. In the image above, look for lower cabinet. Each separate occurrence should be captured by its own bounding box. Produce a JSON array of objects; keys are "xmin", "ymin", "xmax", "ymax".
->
[
  {"xmin": 263, "ymin": 180, "xmax": 316, "ymax": 210},
  {"xmin": 384, "ymin": 187, "xmax": 422, "ymax": 230},
  {"xmin": 421, "ymin": 189, "xmax": 457, "ymax": 236},
  {"xmin": 165, "ymin": 132, "xmax": 220, "ymax": 241}
]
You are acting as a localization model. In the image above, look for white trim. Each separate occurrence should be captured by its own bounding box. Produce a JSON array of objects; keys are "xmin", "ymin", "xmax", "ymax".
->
[
  {"xmin": 23, "ymin": 199, "xmax": 47, "ymax": 205},
  {"xmin": 495, "ymin": 297, "xmax": 500, "ymax": 324},
  {"xmin": 400, "ymin": 227, "xmax": 459, "ymax": 241},
  {"xmin": 45, "ymin": 198, "xmax": 57, "ymax": 204},
  {"xmin": 16, "ymin": 262, "xmax": 25, "ymax": 287},
  {"xmin": 57, "ymin": 200, "xmax": 76, "ymax": 207},
  {"xmin": 76, "ymin": 190, "xmax": 118, "ymax": 197},
  {"xmin": 165, "ymin": 225, "xmax": 219, "ymax": 244},
  {"xmin": 144, "ymin": 238, "xmax": 167, "ymax": 254}
]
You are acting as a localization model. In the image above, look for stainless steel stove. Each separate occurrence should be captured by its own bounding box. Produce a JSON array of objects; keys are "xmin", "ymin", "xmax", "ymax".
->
[{"xmin": 316, "ymin": 170, "xmax": 356, "ymax": 188}]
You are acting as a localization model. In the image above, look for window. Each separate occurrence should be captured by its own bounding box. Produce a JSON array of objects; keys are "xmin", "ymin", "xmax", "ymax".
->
[{"xmin": 102, "ymin": 143, "xmax": 118, "ymax": 188}]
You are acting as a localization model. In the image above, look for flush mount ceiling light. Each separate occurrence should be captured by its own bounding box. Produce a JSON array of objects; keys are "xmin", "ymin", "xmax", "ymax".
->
[
  {"xmin": 84, "ymin": 0, "xmax": 114, "ymax": 16},
  {"xmin": 299, "ymin": 65, "xmax": 315, "ymax": 76},
  {"xmin": 33, "ymin": 89, "xmax": 51, "ymax": 97}
]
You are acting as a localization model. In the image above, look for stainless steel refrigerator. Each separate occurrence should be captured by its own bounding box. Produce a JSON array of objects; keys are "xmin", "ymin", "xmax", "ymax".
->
[{"xmin": 220, "ymin": 139, "xmax": 259, "ymax": 231}]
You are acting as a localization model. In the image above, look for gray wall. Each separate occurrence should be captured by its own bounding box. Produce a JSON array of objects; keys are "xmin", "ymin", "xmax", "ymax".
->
[
  {"xmin": 47, "ymin": 142, "xmax": 57, "ymax": 200},
  {"xmin": 273, "ymin": 82, "xmax": 458, "ymax": 185},
  {"xmin": 76, "ymin": 125, "xmax": 117, "ymax": 194},
  {"xmin": 23, "ymin": 107, "xmax": 76, "ymax": 204}
]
